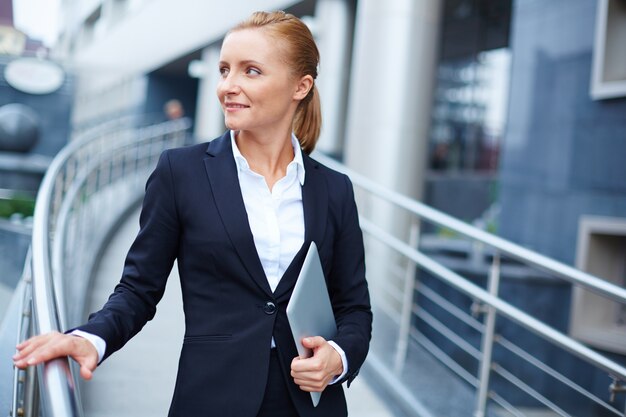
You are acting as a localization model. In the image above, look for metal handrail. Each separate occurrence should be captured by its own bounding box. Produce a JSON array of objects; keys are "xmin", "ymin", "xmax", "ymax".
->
[
  {"xmin": 360, "ymin": 217, "xmax": 626, "ymax": 381},
  {"xmin": 19, "ymin": 117, "xmax": 190, "ymax": 417},
  {"xmin": 313, "ymin": 152, "xmax": 626, "ymax": 416},
  {"xmin": 314, "ymin": 153, "xmax": 626, "ymax": 305},
  {"xmin": 11, "ymin": 253, "xmax": 32, "ymax": 417}
]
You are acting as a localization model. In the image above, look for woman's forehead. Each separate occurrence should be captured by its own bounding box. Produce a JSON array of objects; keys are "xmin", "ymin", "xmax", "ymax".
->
[{"xmin": 220, "ymin": 29, "xmax": 287, "ymax": 63}]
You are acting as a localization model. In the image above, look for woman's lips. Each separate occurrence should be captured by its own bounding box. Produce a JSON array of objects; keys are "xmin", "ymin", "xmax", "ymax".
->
[{"xmin": 225, "ymin": 102, "xmax": 249, "ymax": 111}]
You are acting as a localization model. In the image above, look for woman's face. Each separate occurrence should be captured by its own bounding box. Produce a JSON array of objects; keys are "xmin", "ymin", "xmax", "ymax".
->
[{"xmin": 217, "ymin": 28, "xmax": 307, "ymax": 134}]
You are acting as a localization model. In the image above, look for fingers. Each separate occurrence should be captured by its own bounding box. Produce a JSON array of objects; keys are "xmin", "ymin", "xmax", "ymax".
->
[
  {"xmin": 300, "ymin": 336, "xmax": 326, "ymax": 350},
  {"xmin": 15, "ymin": 331, "xmax": 57, "ymax": 354},
  {"xmin": 290, "ymin": 360, "xmax": 330, "ymax": 392},
  {"xmin": 13, "ymin": 332, "xmax": 98, "ymax": 380},
  {"xmin": 293, "ymin": 379, "xmax": 328, "ymax": 392},
  {"xmin": 80, "ymin": 364, "xmax": 94, "ymax": 380},
  {"xmin": 13, "ymin": 331, "xmax": 63, "ymax": 367},
  {"xmin": 290, "ymin": 354, "xmax": 324, "ymax": 373},
  {"xmin": 291, "ymin": 338, "xmax": 342, "ymax": 392},
  {"xmin": 78, "ymin": 349, "xmax": 98, "ymax": 380}
]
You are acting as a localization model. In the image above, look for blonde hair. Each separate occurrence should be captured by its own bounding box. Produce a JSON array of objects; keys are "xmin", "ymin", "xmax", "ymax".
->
[{"xmin": 230, "ymin": 11, "xmax": 321, "ymax": 154}]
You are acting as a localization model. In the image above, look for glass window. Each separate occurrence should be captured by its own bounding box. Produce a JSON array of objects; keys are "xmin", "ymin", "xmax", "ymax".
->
[{"xmin": 428, "ymin": 0, "xmax": 512, "ymax": 173}]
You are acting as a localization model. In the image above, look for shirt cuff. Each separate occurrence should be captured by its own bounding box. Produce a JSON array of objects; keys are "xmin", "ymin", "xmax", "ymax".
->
[
  {"xmin": 71, "ymin": 330, "xmax": 106, "ymax": 363},
  {"xmin": 327, "ymin": 340, "xmax": 348, "ymax": 385}
]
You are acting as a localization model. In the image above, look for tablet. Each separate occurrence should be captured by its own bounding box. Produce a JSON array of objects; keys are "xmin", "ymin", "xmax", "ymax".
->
[{"xmin": 286, "ymin": 241, "xmax": 337, "ymax": 407}]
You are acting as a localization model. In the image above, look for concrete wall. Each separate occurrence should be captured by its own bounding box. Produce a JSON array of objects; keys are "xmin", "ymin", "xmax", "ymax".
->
[{"xmin": 497, "ymin": 0, "xmax": 626, "ymax": 265}]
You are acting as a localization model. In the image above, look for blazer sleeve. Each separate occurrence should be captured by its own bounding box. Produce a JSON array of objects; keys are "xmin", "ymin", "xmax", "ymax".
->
[
  {"xmin": 76, "ymin": 150, "xmax": 180, "ymax": 362},
  {"xmin": 327, "ymin": 174, "xmax": 372, "ymax": 386}
]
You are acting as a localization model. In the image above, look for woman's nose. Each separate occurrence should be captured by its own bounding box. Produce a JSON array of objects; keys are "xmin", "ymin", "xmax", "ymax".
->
[{"xmin": 218, "ymin": 73, "xmax": 241, "ymax": 95}]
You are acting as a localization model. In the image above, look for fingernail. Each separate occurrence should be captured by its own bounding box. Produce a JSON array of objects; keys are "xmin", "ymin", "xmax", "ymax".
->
[{"xmin": 27, "ymin": 357, "xmax": 36, "ymax": 365}]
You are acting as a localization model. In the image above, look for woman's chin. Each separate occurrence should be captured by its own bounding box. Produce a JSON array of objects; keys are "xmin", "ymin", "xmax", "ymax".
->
[{"xmin": 224, "ymin": 120, "xmax": 243, "ymax": 131}]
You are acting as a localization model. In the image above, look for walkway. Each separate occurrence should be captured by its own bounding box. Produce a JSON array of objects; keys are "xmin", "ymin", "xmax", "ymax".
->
[{"xmin": 81, "ymin": 208, "xmax": 395, "ymax": 417}]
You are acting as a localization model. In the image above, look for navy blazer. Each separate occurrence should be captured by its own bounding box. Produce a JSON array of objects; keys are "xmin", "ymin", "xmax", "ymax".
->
[{"xmin": 78, "ymin": 131, "xmax": 372, "ymax": 417}]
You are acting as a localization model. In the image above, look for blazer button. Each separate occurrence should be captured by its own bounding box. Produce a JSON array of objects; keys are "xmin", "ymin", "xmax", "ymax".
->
[{"xmin": 263, "ymin": 301, "xmax": 277, "ymax": 315}]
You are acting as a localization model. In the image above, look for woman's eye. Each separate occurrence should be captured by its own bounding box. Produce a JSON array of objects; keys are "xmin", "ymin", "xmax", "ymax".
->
[
  {"xmin": 246, "ymin": 68, "xmax": 261, "ymax": 76},
  {"xmin": 219, "ymin": 67, "xmax": 229, "ymax": 76}
]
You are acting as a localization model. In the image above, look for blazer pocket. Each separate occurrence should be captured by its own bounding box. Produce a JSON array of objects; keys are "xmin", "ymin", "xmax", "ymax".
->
[{"xmin": 183, "ymin": 334, "xmax": 232, "ymax": 344}]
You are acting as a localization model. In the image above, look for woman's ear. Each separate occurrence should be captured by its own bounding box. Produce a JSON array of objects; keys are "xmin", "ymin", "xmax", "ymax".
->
[{"xmin": 293, "ymin": 74, "xmax": 314, "ymax": 101}]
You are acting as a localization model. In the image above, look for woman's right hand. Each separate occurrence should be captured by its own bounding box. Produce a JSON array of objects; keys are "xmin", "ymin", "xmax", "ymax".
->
[{"xmin": 13, "ymin": 331, "xmax": 98, "ymax": 380}]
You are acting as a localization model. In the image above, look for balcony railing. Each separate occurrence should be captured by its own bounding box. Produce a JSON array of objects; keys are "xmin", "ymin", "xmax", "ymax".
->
[
  {"xmin": 314, "ymin": 152, "xmax": 626, "ymax": 417},
  {"xmin": 11, "ymin": 117, "xmax": 190, "ymax": 417}
]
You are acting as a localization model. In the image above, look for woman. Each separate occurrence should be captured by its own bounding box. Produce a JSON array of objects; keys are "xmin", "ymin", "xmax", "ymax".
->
[{"xmin": 14, "ymin": 11, "xmax": 372, "ymax": 417}]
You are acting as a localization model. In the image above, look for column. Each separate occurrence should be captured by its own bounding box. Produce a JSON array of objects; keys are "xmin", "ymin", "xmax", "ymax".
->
[
  {"xmin": 344, "ymin": 0, "xmax": 442, "ymax": 294},
  {"xmin": 193, "ymin": 44, "xmax": 224, "ymax": 142},
  {"xmin": 313, "ymin": 0, "xmax": 354, "ymax": 156}
]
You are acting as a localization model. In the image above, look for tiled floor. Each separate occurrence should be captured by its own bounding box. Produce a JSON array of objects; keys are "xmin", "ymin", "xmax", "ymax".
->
[{"xmin": 346, "ymin": 376, "xmax": 396, "ymax": 417}]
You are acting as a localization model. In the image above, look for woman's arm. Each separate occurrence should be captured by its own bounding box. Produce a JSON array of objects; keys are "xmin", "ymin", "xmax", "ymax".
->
[
  {"xmin": 290, "ymin": 174, "xmax": 372, "ymax": 391},
  {"xmin": 76, "ymin": 150, "xmax": 181, "ymax": 361},
  {"xmin": 326, "ymin": 175, "xmax": 372, "ymax": 385},
  {"xmin": 14, "ymin": 150, "xmax": 181, "ymax": 372}
]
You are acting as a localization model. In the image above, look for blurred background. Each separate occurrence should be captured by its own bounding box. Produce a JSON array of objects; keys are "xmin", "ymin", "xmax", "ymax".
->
[{"xmin": 1, "ymin": 0, "xmax": 625, "ymax": 416}]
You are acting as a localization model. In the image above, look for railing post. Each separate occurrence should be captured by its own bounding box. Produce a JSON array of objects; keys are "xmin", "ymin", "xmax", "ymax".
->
[
  {"xmin": 24, "ymin": 363, "xmax": 39, "ymax": 417},
  {"xmin": 608, "ymin": 376, "xmax": 626, "ymax": 416},
  {"xmin": 394, "ymin": 221, "xmax": 420, "ymax": 374},
  {"xmin": 474, "ymin": 252, "xmax": 501, "ymax": 417}
]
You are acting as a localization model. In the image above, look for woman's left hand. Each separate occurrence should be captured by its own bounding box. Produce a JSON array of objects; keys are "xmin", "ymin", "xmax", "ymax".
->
[{"xmin": 290, "ymin": 336, "xmax": 343, "ymax": 392}]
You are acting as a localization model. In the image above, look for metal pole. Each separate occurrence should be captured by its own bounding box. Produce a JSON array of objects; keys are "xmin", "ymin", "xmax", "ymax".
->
[
  {"xmin": 23, "ymin": 364, "xmax": 38, "ymax": 417},
  {"xmin": 314, "ymin": 152, "xmax": 626, "ymax": 305},
  {"xmin": 474, "ymin": 252, "xmax": 501, "ymax": 417},
  {"xmin": 394, "ymin": 221, "xmax": 421, "ymax": 374}
]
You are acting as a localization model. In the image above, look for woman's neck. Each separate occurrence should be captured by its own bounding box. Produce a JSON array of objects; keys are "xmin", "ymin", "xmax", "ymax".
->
[{"xmin": 235, "ymin": 129, "xmax": 295, "ymax": 190}]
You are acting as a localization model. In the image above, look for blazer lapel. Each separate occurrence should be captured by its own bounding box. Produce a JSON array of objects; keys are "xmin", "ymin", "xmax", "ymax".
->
[
  {"xmin": 274, "ymin": 153, "xmax": 328, "ymax": 298},
  {"xmin": 203, "ymin": 133, "xmax": 272, "ymax": 296},
  {"xmin": 301, "ymin": 153, "xmax": 328, "ymax": 246}
]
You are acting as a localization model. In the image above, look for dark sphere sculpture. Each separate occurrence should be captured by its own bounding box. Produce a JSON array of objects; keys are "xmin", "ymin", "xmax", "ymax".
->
[{"xmin": 0, "ymin": 104, "xmax": 40, "ymax": 153}]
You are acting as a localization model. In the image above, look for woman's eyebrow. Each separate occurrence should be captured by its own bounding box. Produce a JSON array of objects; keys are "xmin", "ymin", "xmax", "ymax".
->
[
  {"xmin": 240, "ymin": 59, "xmax": 265, "ymax": 67},
  {"xmin": 219, "ymin": 59, "xmax": 264, "ymax": 67}
]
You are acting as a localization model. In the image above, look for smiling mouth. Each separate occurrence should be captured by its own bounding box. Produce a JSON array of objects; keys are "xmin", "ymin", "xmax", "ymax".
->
[{"xmin": 225, "ymin": 103, "xmax": 250, "ymax": 110}]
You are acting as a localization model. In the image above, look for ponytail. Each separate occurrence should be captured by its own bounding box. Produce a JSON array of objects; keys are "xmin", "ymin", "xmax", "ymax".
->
[{"xmin": 293, "ymin": 85, "xmax": 321, "ymax": 154}]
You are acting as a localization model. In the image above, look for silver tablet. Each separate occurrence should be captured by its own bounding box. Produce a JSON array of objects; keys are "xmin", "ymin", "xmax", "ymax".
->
[{"xmin": 286, "ymin": 242, "xmax": 337, "ymax": 407}]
